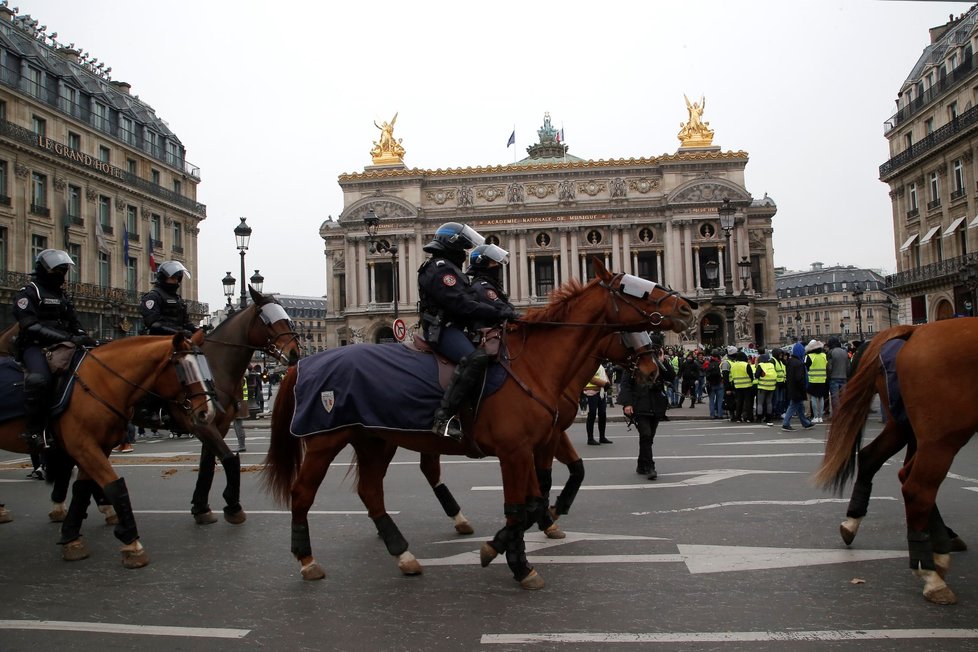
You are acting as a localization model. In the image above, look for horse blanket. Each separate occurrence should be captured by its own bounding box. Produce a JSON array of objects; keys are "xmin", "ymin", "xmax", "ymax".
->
[
  {"xmin": 878, "ymin": 337, "xmax": 908, "ymax": 427},
  {"xmin": 0, "ymin": 351, "xmax": 82, "ymax": 424},
  {"xmin": 290, "ymin": 343, "xmax": 506, "ymax": 436}
]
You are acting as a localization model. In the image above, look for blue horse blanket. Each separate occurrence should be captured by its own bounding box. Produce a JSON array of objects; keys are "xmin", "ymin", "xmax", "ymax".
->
[
  {"xmin": 290, "ymin": 343, "xmax": 506, "ymax": 436},
  {"xmin": 0, "ymin": 352, "xmax": 82, "ymax": 424},
  {"xmin": 878, "ymin": 338, "xmax": 908, "ymax": 427}
]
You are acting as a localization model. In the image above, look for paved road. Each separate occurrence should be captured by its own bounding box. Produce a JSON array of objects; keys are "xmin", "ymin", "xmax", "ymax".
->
[{"xmin": 1, "ymin": 413, "xmax": 976, "ymax": 651}]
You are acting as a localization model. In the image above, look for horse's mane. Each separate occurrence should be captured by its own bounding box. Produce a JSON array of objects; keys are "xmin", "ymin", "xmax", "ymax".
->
[
  {"xmin": 209, "ymin": 295, "xmax": 274, "ymax": 336},
  {"xmin": 518, "ymin": 278, "xmax": 589, "ymax": 324}
]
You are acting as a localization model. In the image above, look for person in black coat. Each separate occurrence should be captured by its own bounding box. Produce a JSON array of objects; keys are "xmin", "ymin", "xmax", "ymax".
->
[
  {"xmin": 780, "ymin": 342, "xmax": 814, "ymax": 431},
  {"xmin": 618, "ymin": 347, "xmax": 676, "ymax": 480}
]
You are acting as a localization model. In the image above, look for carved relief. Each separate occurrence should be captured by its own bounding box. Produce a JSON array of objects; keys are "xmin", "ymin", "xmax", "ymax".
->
[
  {"xmin": 610, "ymin": 177, "xmax": 627, "ymax": 199},
  {"xmin": 185, "ymin": 225, "xmax": 200, "ymax": 235},
  {"xmin": 964, "ymin": 149, "xmax": 974, "ymax": 164},
  {"xmin": 526, "ymin": 183, "xmax": 554, "ymax": 199},
  {"xmin": 85, "ymin": 187, "xmax": 97, "ymax": 201},
  {"xmin": 53, "ymin": 176, "xmax": 67, "ymax": 191},
  {"xmin": 558, "ymin": 180, "xmax": 576, "ymax": 201},
  {"xmin": 115, "ymin": 198, "xmax": 126, "ymax": 210},
  {"xmin": 628, "ymin": 178, "xmax": 660, "ymax": 194},
  {"xmin": 578, "ymin": 180, "xmax": 606, "ymax": 197},
  {"xmin": 333, "ymin": 250, "xmax": 345, "ymax": 272},
  {"xmin": 585, "ymin": 229, "xmax": 603, "ymax": 245},
  {"xmin": 698, "ymin": 223, "xmax": 716, "ymax": 239},
  {"xmin": 507, "ymin": 183, "xmax": 524, "ymax": 203},
  {"xmin": 164, "ymin": 216, "xmax": 173, "ymax": 227},
  {"xmin": 354, "ymin": 201, "xmax": 412, "ymax": 221},
  {"xmin": 535, "ymin": 232, "xmax": 551, "ymax": 248},
  {"xmin": 457, "ymin": 186, "xmax": 474, "ymax": 207},
  {"xmin": 14, "ymin": 163, "xmax": 28, "ymax": 178},
  {"xmin": 637, "ymin": 227, "xmax": 654, "ymax": 243},
  {"xmin": 735, "ymin": 305, "xmax": 752, "ymax": 341},
  {"xmin": 672, "ymin": 182, "xmax": 736, "ymax": 203},
  {"xmin": 425, "ymin": 189, "xmax": 455, "ymax": 205},
  {"xmin": 749, "ymin": 229, "xmax": 765, "ymax": 249},
  {"xmin": 476, "ymin": 186, "xmax": 505, "ymax": 202}
]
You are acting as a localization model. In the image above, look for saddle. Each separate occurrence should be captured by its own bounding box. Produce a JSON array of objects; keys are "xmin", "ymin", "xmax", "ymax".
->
[{"xmin": 402, "ymin": 327, "xmax": 503, "ymax": 390}]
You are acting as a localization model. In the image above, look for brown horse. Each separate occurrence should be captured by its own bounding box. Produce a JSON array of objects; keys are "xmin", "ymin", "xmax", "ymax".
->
[
  {"xmin": 0, "ymin": 333, "xmax": 216, "ymax": 567},
  {"xmin": 814, "ymin": 320, "xmax": 976, "ymax": 605},
  {"xmin": 263, "ymin": 260, "xmax": 695, "ymax": 589}
]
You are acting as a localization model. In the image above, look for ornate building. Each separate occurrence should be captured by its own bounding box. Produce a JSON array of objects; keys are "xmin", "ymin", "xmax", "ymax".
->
[
  {"xmin": 775, "ymin": 263, "xmax": 897, "ymax": 344},
  {"xmin": 320, "ymin": 106, "xmax": 778, "ymax": 350},
  {"xmin": 882, "ymin": 6, "xmax": 978, "ymax": 323},
  {"xmin": 0, "ymin": 6, "xmax": 206, "ymax": 336}
]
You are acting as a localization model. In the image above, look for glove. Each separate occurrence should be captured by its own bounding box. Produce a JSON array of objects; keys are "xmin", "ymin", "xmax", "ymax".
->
[
  {"xmin": 500, "ymin": 307, "xmax": 518, "ymax": 322},
  {"xmin": 71, "ymin": 335, "xmax": 97, "ymax": 347}
]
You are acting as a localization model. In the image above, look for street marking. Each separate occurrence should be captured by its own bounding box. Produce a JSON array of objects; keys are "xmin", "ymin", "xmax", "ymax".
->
[
  {"xmin": 948, "ymin": 472, "xmax": 978, "ymax": 484},
  {"xmin": 703, "ymin": 438, "xmax": 824, "ymax": 445},
  {"xmin": 633, "ymin": 496, "xmax": 898, "ymax": 515},
  {"xmin": 472, "ymin": 469, "xmax": 803, "ymax": 492},
  {"xmin": 135, "ymin": 509, "xmax": 391, "ymax": 516},
  {"xmin": 965, "ymin": 487, "xmax": 978, "ymax": 493},
  {"xmin": 481, "ymin": 629, "xmax": 978, "ymax": 645},
  {"xmin": 0, "ymin": 620, "xmax": 248, "ymax": 638}
]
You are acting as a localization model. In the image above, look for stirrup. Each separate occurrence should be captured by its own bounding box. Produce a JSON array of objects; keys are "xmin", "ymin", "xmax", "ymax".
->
[{"xmin": 433, "ymin": 416, "xmax": 463, "ymax": 442}]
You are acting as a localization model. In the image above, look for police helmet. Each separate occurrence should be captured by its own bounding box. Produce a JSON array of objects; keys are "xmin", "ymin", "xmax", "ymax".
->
[
  {"xmin": 467, "ymin": 243, "xmax": 509, "ymax": 273},
  {"xmin": 157, "ymin": 260, "xmax": 191, "ymax": 283},
  {"xmin": 34, "ymin": 249, "xmax": 74, "ymax": 275},
  {"xmin": 423, "ymin": 222, "xmax": 485, "ymax": 256}
]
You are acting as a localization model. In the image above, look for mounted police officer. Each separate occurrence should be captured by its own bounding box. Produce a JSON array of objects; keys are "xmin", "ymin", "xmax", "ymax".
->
[
  {"xmin": 12, "ymin": 249, "xmax": 96, "ymax": 448},
  {"xmin": 466, "ymin": 243, "xmax": 514, "ymax": 325},
  {"xmin": 418, "ymin": 223, "xmax": 515, "ymax": 440},
  {"xmin": 140, "ymin": 261, "xmax": 197, "ymax": 335}
]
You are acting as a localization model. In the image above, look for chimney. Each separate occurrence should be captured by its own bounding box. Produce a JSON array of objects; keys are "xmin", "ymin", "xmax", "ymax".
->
[
  {"xmin": 810, "ymin": 262, "xmax": 824, "ymax": 271},
  {"xmin": 110, "ymin": 80, "xmax": 131, "ymax": 95},
  {"xmin": 0, "ymin": 6, "xmax": 13, "ymax": 22},
  {"xmin": 57, "ymin": 47, "xmax": 80, "ymax": 63}
]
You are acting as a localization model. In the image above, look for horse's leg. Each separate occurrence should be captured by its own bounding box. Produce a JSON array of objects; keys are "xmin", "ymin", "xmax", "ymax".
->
[
  {"xmin": 483, "ymin": 454, "xmax": 544, "ymax": 589},
  {"xmin": 191, "ymin": 444, "xmax": 220, "ymax": 525},
  {"xmin": 420, "ymin": 452, "xmax": 473, "ymax": 535},
  {"xmin": 218, "ymin": 450, "xmax": 245, "ymax": 524},
  {"xmin": 900, "ymin": 441, "xmax": 964, "ymax": 605},
  {"xmin": 355, "ymin": 438, "xmax": 422, "ymax": 576},
  {"xmin": 549, "ymin": 432, "xmax": 585, "ymax": 526},
  {"xmin": 46, "ymin": 448, "xmax": 74, "ymax": 522},
  {"xmin": 291, "ymin": 436, "xmax": 346, "ymax": 581},
  {"xmin": 0, "ymin": 503, "xmax": 10, "ymax": 523},
  {"xmin": 57, "ymin": 472, "xmax": 98, "ymax": 562},
  {"xmin": 840, "ymin": 421, "xmax": 908, "ymax": 545}
]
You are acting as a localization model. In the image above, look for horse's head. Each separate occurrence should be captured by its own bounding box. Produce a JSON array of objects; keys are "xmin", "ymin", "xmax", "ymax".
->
[
  {"xmin": 594, "ymin": 330, "xmax": 660, "ymax": 382},
  {"xmin": 170, "ymin": 332, "xmax": 219, "ymax": 426},
  {"xmin": 247, "ymin": 286, "xmax": 302, "ymax": 366},
  {"xmin": 592, "ymin": 258, "xmax": 696, "ymax": 334}
]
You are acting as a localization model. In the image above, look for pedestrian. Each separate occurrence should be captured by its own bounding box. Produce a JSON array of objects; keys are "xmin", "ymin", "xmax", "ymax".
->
[
  {"xmin": 251, "ymin": 364, "xmax": 265, "ymax": 414},
  {"xmin": 233, "ymin": 378, "xmax": 247, "ymax": 452},
  {"xmin": 619, "ymin": 347, "xmax": 675, "ymax": 480},
  {"xmin": 826, "ymin": 336, "xmax": 849, "ymax": 419},
  {"xmin": 678, "ymin": 352, "xmax": 699, "ymax": 408},
  {"xmin": 703, "ymin": 349, "xmax": 725, "ymax": 419},
  {"xmin": 781, "ymin": 341, "xmax": 815, "ymax": 431},
  {"xmin": 113, "ymin": 423, "xmax": 135, "ymax": 453},
  {"xmin": 805, "ymin": 339, "xmax": 828, "ymax": 423},
  {"xmin": 754, "ymin": 352, "xmax": 777, "ymax": 425},
  {"xmin": 583, "ymin": 364, "xmax": 612, "ymax": 445},
  {"xmin": 26, "ymin": 449, "xmax": 45, "ymax": 480},
  {"xmin": 771, "ymin": 348, "xmax": 787, "ymax": 419},
  {"xmin": 727, "ymin": 347, "xmax": 754, "ymax": 422}
]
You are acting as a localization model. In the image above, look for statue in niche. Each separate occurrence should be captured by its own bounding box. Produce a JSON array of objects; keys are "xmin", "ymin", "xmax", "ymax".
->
[
  {"xmin": 508, "ymin": 183, "xmax": 524, "ymax": 203},
  {"xmin": 610, "ymin": 177, "xmax": 627, "ymax": 198},
  {"xmin": 536, "ymin": 232, "xmax": 551, "ymax": 247}
]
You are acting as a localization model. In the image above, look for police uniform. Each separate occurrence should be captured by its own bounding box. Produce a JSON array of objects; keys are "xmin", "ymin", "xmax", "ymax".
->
[{"xmin": 140, "ymin": 282, "xmax": 195, "ymax": 335}]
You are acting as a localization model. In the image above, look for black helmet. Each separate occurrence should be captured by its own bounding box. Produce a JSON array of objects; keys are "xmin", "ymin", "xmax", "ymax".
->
[
  {"xmin": 424, "ymin": 223, "xmax": 485, "ymax": 255},
  {"xmin": 467, "ymin": 243, "xmax": 509, "ymax": 274},
  {"xmin": 157, "ymin": 260, "xmax": 190, "ymax": 284}
]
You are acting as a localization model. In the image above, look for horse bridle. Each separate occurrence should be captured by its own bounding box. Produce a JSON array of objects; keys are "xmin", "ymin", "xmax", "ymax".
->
[{"xmin": 206, "ymin": 301, "xmax": 300, "ymax": 365}]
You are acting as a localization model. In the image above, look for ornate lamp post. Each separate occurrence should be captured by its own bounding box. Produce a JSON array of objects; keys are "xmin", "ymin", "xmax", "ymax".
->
[
  {"xmin": 794, "ymin": 310, "xmax": 802, "ymax": 341},
  {"xmin": 707, "ymin": 198, "xmax": 751, "ymax": 346},
  {"xmin": 250, "ymin": 269, "xmax": 264, "ymax": 295},
  {"xmin": 363, "ymin": 208, "xmax": 399, "ymax": 318},
  {"xmin": 852, "ymin": 282, "xmax": 864, "ymax": 341},
  {"xmin": 222, "ymin": 271, "xmax": 236, "ymax": 314},
  {"xmin": 234, "ymin": 217, "xmax": 252, "ymax": 309}
]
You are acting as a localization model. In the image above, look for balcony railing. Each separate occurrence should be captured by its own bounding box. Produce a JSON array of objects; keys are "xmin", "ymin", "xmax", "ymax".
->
[
  {"xmin": 883, "ymin": 54, "xmax": 977, "ymax": 135},
  {"xmin": 906, "ymin": 207, "xmax": 919, "ymax": 219},
  {"xmin": 886, "ymin": 251, "xmax": 978, "ymax": 290},
  {"xmin": 951, "ymin": 187, "xmax": 967, "ymax": 201},
  {"xmin": 927, "ymin": 198, "xmax": 942, "ymax": 210},
  {"xmin": 880, "ymin": 102, "xmax": 978, "ymax": 180},
  {"xmin": 30, "ymin": 203, "xmax": 50, "ymax": 217}
]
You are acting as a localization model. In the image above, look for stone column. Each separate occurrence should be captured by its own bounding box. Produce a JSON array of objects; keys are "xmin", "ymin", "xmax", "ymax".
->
[
  {"xmin": 611, "ymin": 227, "xmax": 622, "ymax": 271},
  {"xmin": 621, "ymin": 226, "xmax": 632, "ymax": 275},
  {"xmin": 693, "ymin": 245, "xmax": 701, "ymax": 290},
  {"xmin": 367, "ymin": 261, "xmax": 376, "ymax": 304},
  {"xmin": 529, "ymin": 255, "xmax": 537, "ymax": 300},
  {"xmin": 345, "ymin": 237, "xmax": 356, "ymax": 311},
  {"xmin": 682, "ymin": 222, "xmax": 694, "ymax": 292},
  {"xmin": 324, "ymin": 250, "xmax": 333, "ymax": 313},
  {"xmin": 357, "ymin": 240, "xmax": 369, "ymax": 307},
  {"xmin": 569, "ymin": 230, "xmax": 580, "ymax": 280}
]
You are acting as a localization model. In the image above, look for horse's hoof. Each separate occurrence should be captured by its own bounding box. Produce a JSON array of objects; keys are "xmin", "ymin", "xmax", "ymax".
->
[
  {"xmin": 480, "ymin": 542, "xmax": 498, "ymax": 568},
  {"xmin": 839, "ymin": 522, "xmax": 856, "ymax": 546},
  {"xmin": 301, "ymin": 561, "xmax": 325, "ymax": 581},
  {"xmin": 194, "ymin": 511, "xmax": 219, "ymax": 525},
  {"xmin": 924, "ymin": 585, "xmax": 957, "ymax": 605},
  {"xmin": 519, "ymin": 569, "xmax": 545, "ymax": 590},
  {"xmin": 398, "ymin": 552, "xmax": 423, "ymax": 576},
  {"xmin": 950, "ymin": 536, "xmax": 968, "ymax": 552},
  {"xmin": 62, "ymin": 539, "xmax": 89, "ymax": 561},
  {"xmin": 48, "ymin": 506, "xmax": 67, "ymax": 523},
  {"xmin": 99, "ymin": 506, "xmax": 119, "ymax": 526},
  {"xmin": 0, "ymin": 506, "xmax": 11, "ymax": 524},
  {"xmin": 454, "ymin": 521, "xmax": 475, "ymax": 535},
  {"xmin": 121, "ymin": 543, "xmax": 150, "ymax": 569},
  {"xmin": 544, "ymin": 523, "xmax": 566, "ymax": 539},
  {"xmin": 224, "ymin": 509, "xmax": 247, "ymax": 525}
]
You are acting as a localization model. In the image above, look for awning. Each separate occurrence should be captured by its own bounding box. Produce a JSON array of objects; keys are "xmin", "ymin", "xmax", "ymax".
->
[
  {"xmin": 943, "ymin": 216, "xmax": 967, "ymax": 238},
  {"xmin": 899, "ymin": 233, "xmax": 919, "ymax": 251},
  {"xmin": 919, "ymin": 225, "xmax": 942, "ymax": 244},
  {"xmin": 969, "ymin": 214, "xmax": 978, "ymax": 229}
]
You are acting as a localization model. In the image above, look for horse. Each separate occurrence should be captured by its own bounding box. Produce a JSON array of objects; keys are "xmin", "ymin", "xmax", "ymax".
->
[
  {"xmin": 0, "ymin": 333, "xmax": 216, "ymax": 567},
  {"xmin": 833, "ymin": 337, "xmax": 966, "ymax": 552},
  {"xmin": 420, "ymin": 330, "xmax": 660, "ymax": 543},
  {"xmin": 814, "ymin": 320, "xmax": 977, "ymax": 605},
  {"xmin": 263, "ymin": 259, "xmax": 695, "ymax": 589}
]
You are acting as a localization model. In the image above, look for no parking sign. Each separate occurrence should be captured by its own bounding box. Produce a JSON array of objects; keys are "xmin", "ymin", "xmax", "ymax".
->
[{"xmin": 393, "ymin": 318, "xmax": 407, "ymax": 342}]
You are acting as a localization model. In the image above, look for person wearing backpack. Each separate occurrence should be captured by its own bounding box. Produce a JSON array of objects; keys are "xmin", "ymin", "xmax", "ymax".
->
[{"xmin": 704, "ymin": 349, "xmax": 724, "ymax": 419}]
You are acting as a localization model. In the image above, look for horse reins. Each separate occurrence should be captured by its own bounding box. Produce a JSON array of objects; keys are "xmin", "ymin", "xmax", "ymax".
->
[{"xmin": 205, "ymin": 303, "xmax": 300, "ymax": 365}]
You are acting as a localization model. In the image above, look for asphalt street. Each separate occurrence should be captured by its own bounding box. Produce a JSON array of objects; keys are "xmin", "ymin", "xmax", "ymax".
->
[{"xmin": 1, "ymin": 406, "xmax": 976, "ymax": 651}]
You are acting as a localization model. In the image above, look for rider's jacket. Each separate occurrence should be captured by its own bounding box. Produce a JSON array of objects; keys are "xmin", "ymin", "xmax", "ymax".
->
[
  {"xmin": 141, "ymin": 283, "xmax": 194, "ymax": 335},
  {"xmin": 467, "ymin": 272, "xmax": 514, "ymax": 331},
  {"xmin": 418, "ymin": 257, "xmax": 509, "ymax": 334},
  {"xmin": 12, "ymin": 281, "xmax": 83, "ymax": 350}
]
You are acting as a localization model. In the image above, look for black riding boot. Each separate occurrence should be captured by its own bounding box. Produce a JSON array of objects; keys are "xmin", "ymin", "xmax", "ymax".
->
[
  {"xmin": 21, "ymin": 372, "xmax": 50, "ymax": 449},
  {"xmin": 432, "ymin": 349, "xmax": 490, "ymax": 441}
]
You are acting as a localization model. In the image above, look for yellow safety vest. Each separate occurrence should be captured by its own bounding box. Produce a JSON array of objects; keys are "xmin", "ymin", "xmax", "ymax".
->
[
  {"xmin": 241, "ymin": 377, "xmax": 249, "ymax": 401},
  {"xmin": 757, "ymin": 361, "xmax": 776, "ymax": 391},
  {"xmin": 729, "ymin": 360, "xmax": 752, "ymax": 389},
  {"xmin": 773, "ymin": 358, "xmax": 786, "ymax": 383},
  {"xmin": 807, "ymin": 352, "xmax": 828, "ymax": 384}
]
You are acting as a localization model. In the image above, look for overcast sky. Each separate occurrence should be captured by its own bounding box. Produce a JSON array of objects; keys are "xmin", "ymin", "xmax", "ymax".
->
[{"xmin": 22, "ymin": 0, "xmax": 972, "ymax": 309}]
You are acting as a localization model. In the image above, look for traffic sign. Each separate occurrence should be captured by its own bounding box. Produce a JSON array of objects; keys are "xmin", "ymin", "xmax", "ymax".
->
[{"xmin": 393, "ymin": 318, "xmax": 407, "ymax": 342}]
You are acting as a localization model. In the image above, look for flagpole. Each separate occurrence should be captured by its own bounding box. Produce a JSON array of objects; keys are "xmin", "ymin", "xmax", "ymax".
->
[{"xmin": 512, "ymin": 123, "xmax": 516, "ymax": 163}]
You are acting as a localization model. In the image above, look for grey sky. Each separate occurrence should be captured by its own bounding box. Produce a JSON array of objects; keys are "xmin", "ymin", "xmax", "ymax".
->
[{"xmin": 23, "ymin": 0, "xmax": 969, "ymax": 310}]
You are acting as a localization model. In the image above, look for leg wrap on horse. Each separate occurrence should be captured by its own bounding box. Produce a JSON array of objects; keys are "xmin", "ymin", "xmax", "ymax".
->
[
  {"xmin": 45, "ymin": 449, "xmax": 73, "ymax": 504},
  {"xmin": 102, "ymin": 477, "xmax": 139, "ymax": 545},
  {"xmin": 553, "ymin": 459, "xmax": 585, "ymax": 516},
  {"xmin": 191, "ymin": 447, "xmax": 217, "ymax": 514},
  {"xmin": 57, "ymin": 478, "xmax": 97, "ymax": 545},
  {"xmin": 523, "ymin": 496, "xmax": 547, "ymax": 533},
  {"xmin": 536, "ymin": 467, "xmax": 553, "ymax": 500},
  {"xmin": 489, "ymin": 503, "xmax": 526, "ymax": 554},
  {"xmin": 433, "ymin": 483, "xmax": 461, "ymax": 518},
  {"xmin": 502, "ymin": 503, "xmax": 533, "ymax": 581},
  {"xmin": 907, "ymin": 529, "xmax": 935, "ymax": 571},
  {"xmin": 291, "ymin": 523, "xmax": 312, "ymax": 559},
  {"xmin": 846, "ymin": 478, "xmax": 873, "ymax": 519},
  {"xmin": 373, "ymin": 514, "xmax": 409, "ymax": 557},
  {"xmin": 220, "ymin": 452, "xmax": 242, "ymax": 515},
  {"xmin": 930, "ymin": 506, "xmax": 952, "ymax": 555}
]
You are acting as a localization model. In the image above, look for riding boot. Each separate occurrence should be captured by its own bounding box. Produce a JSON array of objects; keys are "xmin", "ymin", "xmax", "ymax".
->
[
  {"xmin": 432, "ymin": 349, "xmax": 490, "ymax": 441},
  {"xmin": 21, "ymin": 372, "xmax": 50, "ymax": 449}
]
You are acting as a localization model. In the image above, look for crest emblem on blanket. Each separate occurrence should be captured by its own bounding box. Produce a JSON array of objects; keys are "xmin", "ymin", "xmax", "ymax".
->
[{"xmin": 321, "ymin": 390, "xmax": 335, "ymax": 413}]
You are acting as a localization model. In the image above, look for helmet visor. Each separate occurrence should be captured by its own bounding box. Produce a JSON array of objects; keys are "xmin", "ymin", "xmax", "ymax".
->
[
  {"xmin": 159, "ymin": 260, "xmax": 191, "ymax": 279},
  {"xmin": 457, "ymin": 225, "xmax": 485, "ymax": 249},
  {"xmin": 37, "ymin": 249, "xmax": 74, "ymax": 272}
]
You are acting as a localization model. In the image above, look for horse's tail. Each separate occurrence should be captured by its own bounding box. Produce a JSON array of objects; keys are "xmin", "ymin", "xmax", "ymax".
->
[
  {"xmin": 261, "ymin": 365, "xmax": 303, "ymax": 507},
  {"xmin": 813, "ymin": 325, "xmax": 916, "ymax": 493}
]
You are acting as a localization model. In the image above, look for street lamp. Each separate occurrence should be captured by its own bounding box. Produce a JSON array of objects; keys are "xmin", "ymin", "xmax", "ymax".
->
[
  {"xmin": 852, "ymin": 282, "xmax": 864, "ymax": 341},
  {"xmin": 708, "ymin": 198, "xmax": 750, "ymax": 346},
  {"xmin": 794, "ymin": 310, "xmax": 802, "ymax": 341},
  {"xmin": 234, "ymin": 217, "xmax": 252, "ymax": 309},
  {"xmin": 250, "ymin": 269, "xmax": 264, "ymax": 295},
  {"xmin": 222, "ymin": 271, "xmax": 236, "ymax": 313},
  {"xmin": 363, "ymin": 208, "xmax": 399, "ymax": 318}
]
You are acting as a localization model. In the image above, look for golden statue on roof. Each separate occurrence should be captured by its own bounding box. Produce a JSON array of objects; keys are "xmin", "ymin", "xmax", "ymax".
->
[
  {"xmin": 677, "ymin": 94, "xmax": 715, "ymax": 147},
  {"xmin": 370, "ymin": 112, "xmax": 406, "ymax": 165}
]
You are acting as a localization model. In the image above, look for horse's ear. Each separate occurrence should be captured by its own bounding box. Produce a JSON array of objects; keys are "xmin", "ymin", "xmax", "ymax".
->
[
  {"xmin": 172, "ymin": 331, "xmax": 186, "ymax": 347},
  {"xmin": 249, "ymin": 285, "xmax": 265, "ymax": 305},
  {"xmin": 591, "ymin": 256, "xmax": 612, "ymax": 282},
  {"xmin": 191, "ymin": 328, "xmax": 205, "ymax": 346}
]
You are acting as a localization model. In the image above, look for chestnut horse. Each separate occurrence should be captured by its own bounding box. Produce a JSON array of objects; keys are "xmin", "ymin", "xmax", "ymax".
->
[
  {"xmin": 263, "ymin": 260, "xmax": 695, "ymax": 589},
  {"xmin": 815, "ymin": 320, "xmax": 977, "ymax": 604},
  {"xmin": 0, "ymin": 333, "xmax": 216, "ymax": 567}
]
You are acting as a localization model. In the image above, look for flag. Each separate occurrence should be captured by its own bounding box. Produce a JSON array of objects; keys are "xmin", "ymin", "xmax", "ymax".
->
[
  {"xmin": 95, "ymin": 219, "xmax": 110, "ymax": 254},
  {"xmin": 149, "ymin": 248, "xmax": 157, "ymax": 273},
  {"xmin": 122, "ymin": 223, "xmax": 129, "ymax": 263},
  {"xmin": 506, "ymin": 130, "xmax": 515, "ymax": 148},
  {"xmin": 557, "ymin": 127, "xmax": 564, "ymax": 143}
]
